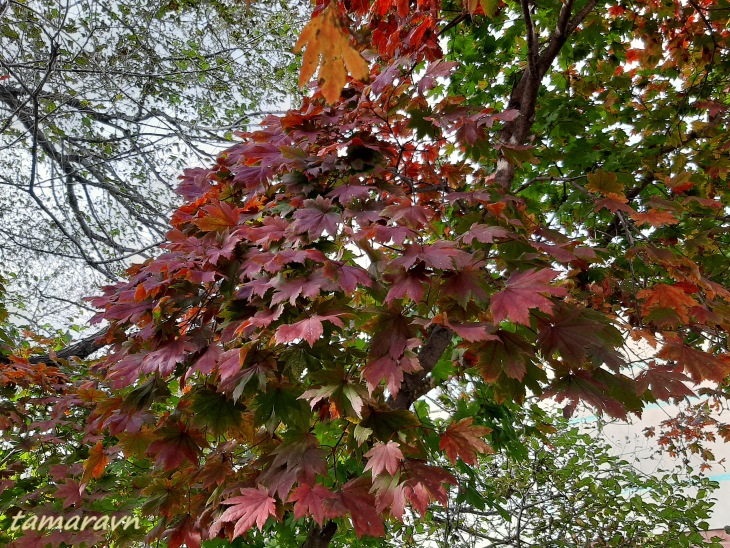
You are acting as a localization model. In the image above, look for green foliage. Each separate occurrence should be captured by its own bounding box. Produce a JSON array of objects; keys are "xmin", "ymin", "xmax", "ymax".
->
[{"xmin": 416, "ymin": 413, "xmax": 722, "ymax": 547}]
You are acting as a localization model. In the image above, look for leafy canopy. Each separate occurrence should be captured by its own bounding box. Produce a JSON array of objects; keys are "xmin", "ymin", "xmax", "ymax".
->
[
  {"xmin": 401, "ymin": 412, "xmax": 720, "ymax": 548},
  {"xmin": 3, "ymin": 0, "xmax": 730, "ymax": 546}
]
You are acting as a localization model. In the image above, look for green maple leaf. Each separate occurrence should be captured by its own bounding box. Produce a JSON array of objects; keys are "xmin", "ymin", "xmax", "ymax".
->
[{"xmin": 190, "ymin": 386, "xmax": 246, "ymax": 437}]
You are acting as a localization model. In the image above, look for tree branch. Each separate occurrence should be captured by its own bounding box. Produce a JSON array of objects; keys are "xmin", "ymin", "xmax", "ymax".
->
[
  {"xmin": 520, "ymin": 0, "xmax": 539, "ymax": 76},
  {"xmin": 0, "ymin": 326, "xmax": 110, "ymax": 365},
  {"xmin": 389, "ymin": 324, "xmax": 453, "ymax": 410},
  {"xmin": 494, "ymin": 0, "xmax": 598, "ymax": 189},
  {"xmin": 302, "ymin": 521, "xmax": 338, "ymax": 548}
]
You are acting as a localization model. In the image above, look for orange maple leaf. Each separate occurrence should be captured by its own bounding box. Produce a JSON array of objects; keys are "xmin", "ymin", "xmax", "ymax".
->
[
  {"xmin": 585, "ymin": 169, "xmax": 624, "ymax": 197},
  {"xmin": 81, "ymin": 441, "xmax": 109, "ymax": 489},
  {"xmin": 630, "ymin": 208, "xmax": 679, "ymax": 227},
  {"xmin": 609, "ymin": 5, "xmax": 626, "ymax": 16},
  {"xmin": 464, "ymin": 0, "xmax": 500, "ymax": 16},
  {"xmin": 439, "ymin": 417, "xmax": 493, "ymax": 465},
  {"xmin": 637, "ymin": 283, "xmax": 698, "ymax": 324},
  {"xmin": 294, "ymin": 6, "xmax": 369, "ymax": 104}
]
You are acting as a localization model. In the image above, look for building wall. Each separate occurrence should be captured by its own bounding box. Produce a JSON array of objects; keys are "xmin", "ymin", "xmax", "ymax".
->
[{"xmin": 702, "ymin": 530, "xmax": 730, "ymax": 546}]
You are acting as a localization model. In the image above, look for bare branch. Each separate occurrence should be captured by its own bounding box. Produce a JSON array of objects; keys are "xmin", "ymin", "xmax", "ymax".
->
[{"xmin": 0, "ymin": 326, "xmax": 109, "ymax": 365}]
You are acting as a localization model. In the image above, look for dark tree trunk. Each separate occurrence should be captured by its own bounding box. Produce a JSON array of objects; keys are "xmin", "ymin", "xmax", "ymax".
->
[{"xmin": 302, "ymin": 522, "xmax": 338, "ymax": 548}]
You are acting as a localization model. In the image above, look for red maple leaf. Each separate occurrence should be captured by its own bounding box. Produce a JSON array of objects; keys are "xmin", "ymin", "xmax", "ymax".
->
[
  {"xmin": 271, "ymin": 275, "xmax": 333, "ymax": 306},
  {"xmin": 204, "ymin": 231, "xmax": 241, "ymax": 265},
  {"xmin": 461, "ymin": 223, "xmax": 511, "ymax": 244},
  {"xmin": 288, "ymin": 483, "xmax": 337, "ymax": 525},
  {"xmin": 363, "ymin": 223, "xmax": 419, "ymax": 246},
  {"xmin": 491, "ymin": 268, "xmax": 566, "ymax": 325},
  {"xmin": 55, "ymin": 479, "xmax": 83, "ymax": 508},
  {"xmin": 45, "ymin": 530, "xmax": 105, "ymax": 548},
  {"xmin": 536, "ymin": 305, "xmax": 625, "ymax": 370},
  {"xmin": 246, "ymin": 217, "xmax": 289, "ymax": 248},
  {"xmin": 259, "ymin": 434, "xmax": 327, "ymax": 498},
  {"xmin": 439, "ymin": 418, "xmax": 493, "ymax": 465},
  {"xmin": 327, "ymin": 182, "xmax": 371, "ymax": 203},
  {"xmin": 141, "ymin": 336, "xmax": 200, "ymax": 377},
  {"xmin": 176, "ymin": 167, "xmax": 212, "ymax": 200},
  {"xmin": 329, "ymin": 477, "xmax": 385, "ymax": 538},
  {"xmin": 440, "ymin": 266, "xmax": 488, "ymax": 307},
  {"xmin": 364, "ymin": 440, "xmax": 404, "ymax": 476},
  {"xmin": 248, "ymin": 306, "xmax": 284, "ymax": 328},
  {"xmin": 367, "ymin": 311, "xmax": 415, "ymax": 359},
  {"xmin": 448, "ymin": 321, "xmax": 498, "ymax": 343},
  {"xmin": 147, "ymin": 422, "xmax": 207, "ymax": 470},
  {"xmin": 323, "ymin": 262, "xmax": 373, "ymax": 293},
  {"xmin": 385, "ymin": 268, "xmax": 429, "ymax": 305},
  {"xmin": 381, "ymin": 199, "xmax": 433, "ymax": 228},
  {"xmin": 231, "ymin": 164, "xmax": 275, "ymax": 189},
  {"xmin": 371, "ymin": 474, "xmax": 407, "ymax": 519},
  {"xmin": 183, "ymin": 343, "xmax": 222, "ymax": 382},
  {"xmin": 363, "ymin": 353, "xmax": 420, "ymax": 395},
  {"xmin": 274, "ymin": 314, "xmax": 344, "ymax": 347},
  {"xmin": 216, "ymin": 347, "xmax": 249, "ymax": 382},
  {"xmin": 402, "ymin": 460, "xmax": 456, "ymax": 516},
  {"xmin": 197, "ymin": 455, "xmax": 234, "ymax": 489},
  {"xmin": 167, "ymin": 514, "xmax": 202, "ymax": 548},
  {"xmin": 477, "ymin": 330, "xmax": 535, "ymax": 381},
  {"xmin": 417, "ymin": 59, "xmax": 459, "ymax": 93},
  {"xmin": 657, "ymin": 336, "xmax": 730, "ymax": 382},
  {"xmin": 636, "ymin": 362, "xmax": 695, "ymax": 402},
  {"xmin": 543, "ymin": 370, "xmax": 629, "ymax": 419},
  {"xmin": 291, "ymin": 196, "xmax": 341, "ymax": 239},
  {"xmin": 210, "ymin": 485, "xmax": 277, "ymax": 538},
  {"xmin": 392, "ymin": 241, "xmax": 469, "ymax": 270}
]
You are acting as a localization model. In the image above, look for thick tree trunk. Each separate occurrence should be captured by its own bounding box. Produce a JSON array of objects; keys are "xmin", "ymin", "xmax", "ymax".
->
[{"xmin": 389, "ymin": 324, "xmax": 453, "ymax": 410}]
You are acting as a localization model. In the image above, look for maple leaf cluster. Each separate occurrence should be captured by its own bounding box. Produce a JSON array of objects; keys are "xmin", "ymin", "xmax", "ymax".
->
[
  {"xmin": 83, "ymin": 0, "xmax": 730, "ymax": 542},
  {"xmin": 4, "ymin": 0, "xmax": 730, "ymax": 545}
]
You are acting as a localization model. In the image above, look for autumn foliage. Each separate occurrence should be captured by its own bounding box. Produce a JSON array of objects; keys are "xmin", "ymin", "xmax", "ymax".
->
[{"xmin": 3, "ymin": 0, "xmax": 730, "ymax": 546}]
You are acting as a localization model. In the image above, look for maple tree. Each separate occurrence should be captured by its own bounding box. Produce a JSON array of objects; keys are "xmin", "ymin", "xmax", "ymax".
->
[
  {"xmin": 0, "ymin": 306, "xmax": 153, "ymax": 546},
  {"xmin": 3, "ymin": 0, "xmax": 730, "ymax": 546}
]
